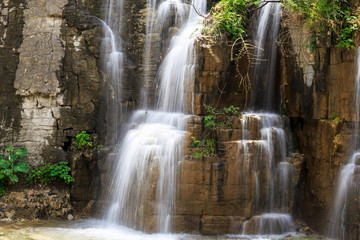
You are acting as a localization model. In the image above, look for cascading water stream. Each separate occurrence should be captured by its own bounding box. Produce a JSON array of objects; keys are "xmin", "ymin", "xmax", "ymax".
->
[
  {"xmin": 250, "ymin": 2, "xmax": 281, "ymax": 112},
  {"xmin": 102, "ymin": 0, "xmax": 125, "ymax": 144},
  {"xmin": 240, "ymin": 1, "xmax": 295, "ymax": 235},
  {"xmin": 239, "ymin": 114, "xmax": 294, "ymax": 235},
  {"xmin": 104, "ymin": 0, "xmax": 206, "ymax": 233},
  {"xmin": 328, "ymin": 48, "xmax": 360, "ymax": 240}
]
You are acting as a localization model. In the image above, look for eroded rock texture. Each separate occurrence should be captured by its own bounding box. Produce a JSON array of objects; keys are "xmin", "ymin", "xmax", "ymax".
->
[
  {"xmin": 281, "ymin": 10, "xmax": 359, "ymax": 234},
  {"xmin": 0, "ymin": 0, "xmax": 104, "ymax": 211},
  {"xmin": 0, "ymin": 189, "xmax": 72, "ymax": 220},
  {"xmin": 0, "ymin": 0, "xmax": 103, "ymax": 163}
]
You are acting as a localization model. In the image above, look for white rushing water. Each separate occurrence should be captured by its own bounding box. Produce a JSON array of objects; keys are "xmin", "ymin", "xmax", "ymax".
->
[
  {"xmin": 104, "ymin": 0, "xmax": 206, "ymax": 233},
  {"xmin": 238, "ymin": 113, "xmax": 294, "ymax": 235},
  {"xmin": 250, "ymin": 2, "xmax": 281, "ymax": 111},
  {"xmin": 0, "ymin": 219, "xmax": 297, "ymax": 240},
  {"xmin": 328, "ymin": 47, "xmax": 360, "ymax": 240},
  {"xmin": 102, "ymin": 0, "xmax": 125, "ymax": 144}
]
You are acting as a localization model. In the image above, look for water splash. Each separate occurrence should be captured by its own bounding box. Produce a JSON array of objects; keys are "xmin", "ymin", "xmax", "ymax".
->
[
  {"xmin": 242, "ymin": 213, "xmax": 294, "ymax": 235},
  {"xmin": 105, "ymin": 111, "xmax": 189, "ymax": 232}
]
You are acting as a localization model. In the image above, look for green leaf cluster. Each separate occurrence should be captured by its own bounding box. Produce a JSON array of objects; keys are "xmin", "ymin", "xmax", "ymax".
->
[
  {"xmin": 204, "ymin": 105, "xmax": 240, "ymax": 130},
  {"xmin": 73, "ymin": 131, "xmax": 103, "ymax": 151},
  {"xmin": 191, "ymin": 137, "xmax": 217, "ymax": 158},
  {"xmin": 0, "ymin": 147, "xmax": 30, "ymax": 196},
  {"xmin": 27, "ymin": 162, "xmax": 74, "ymax": 185},
  {"xmin": 204, "ymin": 115, "xmax": 217, "ymax": 130},
  {"xmin": 223, "ymin": 105, "xmax": 240, "ymax": 115},
  {"xmin": 74, "ymin": 131, "xmax": 93, "ymax": 149},
  {"xmin": 0, "ymin": 147, "xmax": 30, "ymax": 184},
  {"xmin": 282, "ymin": 0, "xmax": 358, "ymax": 49},
  {"xmin": 203, "ymin": 0, "xmax": 259, "ymax": 40}
]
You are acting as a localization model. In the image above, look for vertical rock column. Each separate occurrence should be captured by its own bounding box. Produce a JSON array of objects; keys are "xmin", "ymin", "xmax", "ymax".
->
[
  {"xmin": 0, "ymin": 0, "xmax": 24, "ymax": 146},
  {"xmin": 14, "ymin": 0, "xmax": 68, "ymax": 165}
]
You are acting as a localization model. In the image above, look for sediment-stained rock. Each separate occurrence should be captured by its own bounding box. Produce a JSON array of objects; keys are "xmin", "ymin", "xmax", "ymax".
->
[{"xmin": 0, "ymin": 189, "xmax": 72, "ymax": 220}]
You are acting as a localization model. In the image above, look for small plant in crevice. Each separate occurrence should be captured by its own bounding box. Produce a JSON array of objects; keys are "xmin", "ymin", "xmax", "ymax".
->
[
  {"xmin": 303, "ymin": 35, "xmax": 317, "ymax": 53},
  {"xmin": 191, "ymin": 105, "xmax": 242, "ymax": 159},
  {"xmin": 331, "ymin": 112, "xmax": 338, "ymax": 121},
  {"xmin": 191, "ymin": 137, "xmax": 217, "ymax": 159},
  {"xmin": 73, "ymin": 131, "xmax": 103, "ymax": 151},
  {"xmin": 223, "ymin": 105, "xmax": 240, "ymax": 115},
  {"xmin": 202, "ymin": 105, "xmax": 242, "ymax": 131},
  {"xmin": 73, "ymin": 131, "xmax": 93, "ymax": 149},
  {"xmin": 26, "ymin": 162, "xmax": 74, "ymax": 185},
  {"xmin": 204, "ymin": 115, "xmax": 216, "ymax": 130},
  {"xmin": 0, "ymin": 146, "xmax": 30, "ymax": 196}
]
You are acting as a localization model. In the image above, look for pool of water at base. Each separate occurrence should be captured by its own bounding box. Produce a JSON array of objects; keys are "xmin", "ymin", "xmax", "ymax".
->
[{"xmin": 0, "ymin": 219, "xmax": 306, "ymax": 240}]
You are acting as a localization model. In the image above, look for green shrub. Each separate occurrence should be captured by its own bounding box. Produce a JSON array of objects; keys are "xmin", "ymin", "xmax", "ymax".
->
[
  {"xmin": 191, "ymin": 137, "xmax": 217, "ymax": 158},
  {"xmin": 282, "ymin": 0, "xmax": 358, "ymax": 49},
  {"xmin": 74, "ymin": 131, "xmax": 93, "ymax": 149},
  {"xmin": 203, "ymin": 0, "xmax": 259, "ymax": 40},
  {"xmin": 204, "ymin": 115, "xmax": 216, "ymax": 130},
  {"xmin": 223, "ymin": 105, "xmax": 240, "ymax": 115},
  {"xmin": 0, "ymin": 146, "xmax": 30, "ymax": 196},
  {"xmin": 27, "ymin": 162, "xmax": 74, "ymax": 185}
]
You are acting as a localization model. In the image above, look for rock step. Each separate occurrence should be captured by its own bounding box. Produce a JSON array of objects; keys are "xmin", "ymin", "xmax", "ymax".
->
[{"xmin": 242, "ymin": 213, "xmax": 294, "ymax": 235}]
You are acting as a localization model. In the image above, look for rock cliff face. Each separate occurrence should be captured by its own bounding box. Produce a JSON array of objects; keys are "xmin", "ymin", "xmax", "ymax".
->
[
  {"xmin": 0, "ymin": 0, "xmax": 359, "ymax": 237},
  {"xmin": 0, "ymin": 0, "xmax": 104, "ymax": 211},
  {"xmin": 0, "ymin": 0, "xmax": 104, "ymax": 165},
  {"xmin": 281, "ymin": 11, "xmax": 359, "ymax": 234}
]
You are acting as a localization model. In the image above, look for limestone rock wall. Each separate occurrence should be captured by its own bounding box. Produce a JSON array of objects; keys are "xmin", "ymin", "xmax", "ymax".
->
[
  {"xmin": 0, "ymin": 0, "xmax": 104, "ymax": 164},
  {"xmin": 0, "ymin": 0, "xmax": 106, "ymax": 211}
]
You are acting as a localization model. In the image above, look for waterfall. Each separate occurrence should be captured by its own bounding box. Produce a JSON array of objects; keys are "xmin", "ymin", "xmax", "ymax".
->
[
  {"xmin": 101, "ymin": 0, "xmax": 125, "ymax": 144},
  {"xmin": 240, "ymin": 1, "xmax": 295, "ymax": 235},
  {"xmin": 250, "ymin": 2, "xmax": 281, "ymax": 111},
  {"xmin": 103, "ymin": 0, "xmax": 206, "ymax": 233},
  {"xmin": 328, "ymin": 47, "xmax": 360, "ymax": 240},
  {"xmin": 239, "ymin": 113, "xmax": 294, "ymax": 235}
]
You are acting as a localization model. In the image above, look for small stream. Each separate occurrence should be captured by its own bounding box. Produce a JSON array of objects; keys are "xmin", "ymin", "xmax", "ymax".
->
[{"xmin": 0, "ymin": 220, "xmax": 306, "ymax": 240}]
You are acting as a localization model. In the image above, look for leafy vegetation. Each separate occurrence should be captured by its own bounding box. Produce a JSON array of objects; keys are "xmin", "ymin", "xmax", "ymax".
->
[
  {"xmin": 73, "ymin": 131, "xmax": 93, "ymax": 149},
  {"xmin": 73, "ymin": 131, "xmax": 103, "ymax": 151},
  {"xmin": 0, "ymin": 146, "xmax": 74, "ymax": 196},
  {"xmin": 203, "ymin": 0, "xmax": 259, "ymax": 40},
  {"xmin": 223, "ymin": 105, "xmax": 240, "ymax": 115},
  {"xmin": 27, "ymin": 162, "xmax": 74, "ymax": 185},
  {"xmin": 0, "ymin": 147, "xmax": 30, "ymax": 196},
  {"xmin": 282, "ymin": 0, "xmax": 358, "ymax": 49},
  {"xmin": 191, "ymin": 105, "xmax": 241, "ymax": 158},
  {"xmin": 204, "ymin": 105, "xmax": 240, "ymax": 129},
  {"xmin": 331, "ymin": 112, "xmax": 338, "ymax": 120},
  {"xmin": 204, "ymin": 115, "xmax": 217, "ymax": 130},
  {"xmin": 191, "ymin": 137, "xmax": 217, "ymax": 159},
  {"xmin": 201, "ymin": 0, "xmax": 258, "ymax": 105}
]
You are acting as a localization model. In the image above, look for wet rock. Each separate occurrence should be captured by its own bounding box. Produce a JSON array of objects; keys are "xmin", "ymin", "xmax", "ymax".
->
[
  {"xmin": 67, "ymin": 214, "xmax": 74, "ymax": 221},
  {"xmin": 354, "ymin": 155, "xmax": 360, "ymax": 165}
]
